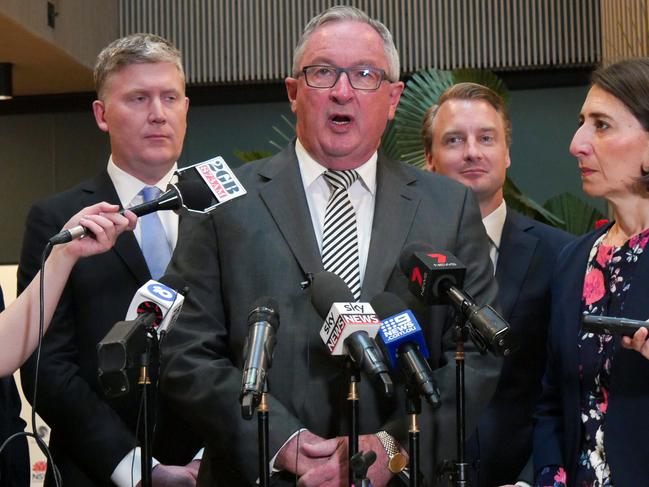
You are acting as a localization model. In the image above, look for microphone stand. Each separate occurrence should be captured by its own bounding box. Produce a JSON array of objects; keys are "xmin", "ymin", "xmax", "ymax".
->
[
  {"xmin": 347, "ymin": 359, "xmax": 361, "ymax": 487},
  {"xmin": 406, "ymin": 385, "xmax": 422, "ymax": 487},
  {"xmin": 258, "ymin": 383, "xmax": 270, "ymax": 487},
  {"xmin": 138, "ymin": 330, "xmax": 159, "ymax": 487},
  {"xmin": 440, "ymin": 312, "xmax": 487, "ymax": 486}
]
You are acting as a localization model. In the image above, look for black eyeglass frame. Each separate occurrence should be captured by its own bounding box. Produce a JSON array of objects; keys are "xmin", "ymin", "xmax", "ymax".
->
[{"xmin": 300, "ymin": 65, "xmax": 390, "ymax": 91}]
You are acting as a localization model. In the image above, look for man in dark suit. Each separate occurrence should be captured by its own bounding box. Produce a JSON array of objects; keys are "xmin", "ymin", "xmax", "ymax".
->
[
  {"xmin": 0, "ymin": 286, "xmax": 30, "ymax": 487},
  {"xmin": 18, "ymin": 34, "xmax": 200, "ymax": 487},
  {"xmin": 423, "ymin": 82, "xmax": 573, "ymax": 486},
  {"xmin": 160, "ymin": 7, "xmax": 501, "ymax": 487}
]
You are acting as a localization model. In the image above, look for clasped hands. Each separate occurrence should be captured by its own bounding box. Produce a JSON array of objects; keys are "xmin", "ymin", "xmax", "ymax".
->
[
  {"xmin": 136, "ymin": 459, "xmax": 201, "ymax": 487},
  {"xmin": 275, "ymin": 430, "xmax": 397, "ymax": 487}
]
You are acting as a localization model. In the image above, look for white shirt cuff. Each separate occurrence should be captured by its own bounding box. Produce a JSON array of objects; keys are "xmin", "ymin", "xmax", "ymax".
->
[
  {"xmin": 192, "ymin": 447, "xmax": 204, "ymax": 461},
  {"xmin": 111, "ymin": 447, "xmax": 160, "ymax": 487},
  {"xmin": 516, "ymin": 482, "xmax": 533, "ymax": 487}
]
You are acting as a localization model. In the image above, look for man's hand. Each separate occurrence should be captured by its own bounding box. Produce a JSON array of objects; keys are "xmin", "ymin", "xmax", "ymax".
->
[
  {"xmin": 136, "ymin": 461, "xmax": 200, "ymax": 487},
  {"xmin": 184, "ymin": 459, "xmax": 201, "ymax": 478},
  {"xmin": 294, "ymin": 434, "xmax": 398, "ymax": 487},
  {"xmin": 275, "ymin": 430, "xmax": 334, "ymax": 476},
  {"xmin": 622, "ymin": 327, "xmax": 649, "ymax": 360}
]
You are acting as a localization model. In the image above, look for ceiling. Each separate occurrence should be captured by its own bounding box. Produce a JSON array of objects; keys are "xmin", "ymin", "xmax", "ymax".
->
[{"xmin": 0, "ymin": 12, "xmax": 93, "ymax": 97}]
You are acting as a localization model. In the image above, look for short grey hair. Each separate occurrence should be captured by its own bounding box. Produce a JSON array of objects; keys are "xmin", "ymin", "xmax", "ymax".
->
[
  {"xmin": 94, "ymin": 33, "xmax": 185, "ymax": 99},
  {"xmin": 292, "ymin": 6, "xmax": 400, "ymax": 82}
]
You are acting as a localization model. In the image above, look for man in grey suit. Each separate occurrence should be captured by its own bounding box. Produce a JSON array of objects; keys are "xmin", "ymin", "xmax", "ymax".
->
[
  {"xmin": 161, "ymin": 6, "xmax": 501, "ymax": 486},
  {"xmin": 422, "ymin": 83, "xmax": 572, "ymax": 486}
]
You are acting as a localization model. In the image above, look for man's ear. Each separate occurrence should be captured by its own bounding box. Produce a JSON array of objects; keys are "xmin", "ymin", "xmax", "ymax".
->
[
  {"xmin": 285, "ymin": 77, "xmax": 298, "ymax": 114},
  {"xmin": 92, "ymin": 100, "xmax": 109, "ymax": 133},
  {"xmin": 424, "ymin": 148, "xmax": 436, "ymax": 172}
]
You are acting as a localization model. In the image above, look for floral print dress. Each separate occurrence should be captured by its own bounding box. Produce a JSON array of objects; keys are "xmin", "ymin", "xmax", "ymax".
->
[{"xmin": 537, "ymin": 228, "xmax": 649, "ymax": 487}]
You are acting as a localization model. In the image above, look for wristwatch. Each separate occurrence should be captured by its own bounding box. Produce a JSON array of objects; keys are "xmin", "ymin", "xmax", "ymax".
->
[{"xmin": 375, "ymin": 430, "xmax": 408, "ymax": 474}]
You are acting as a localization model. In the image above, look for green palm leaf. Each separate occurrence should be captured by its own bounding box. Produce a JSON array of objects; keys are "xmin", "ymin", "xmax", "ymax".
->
[{"xmin": 543, "ymin": 192, "xmax": 606, "ymax": 235}]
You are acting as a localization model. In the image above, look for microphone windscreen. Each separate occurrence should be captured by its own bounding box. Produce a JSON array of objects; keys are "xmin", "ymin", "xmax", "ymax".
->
[
  {"xmin": 310, "ymin": 271, "xmax": 355, "ymax": 319},
  {"xmin": 370, "ymin": 292, "xmax": 407, "ymax": 320},
  {"xmin": 248, "ymin": 297, "xmax": 280, "ymax": 329},
  {"xmin": 174, "ymin": 179, "xmax": 214, "ymax": 211},
  {"xmin": 398, "ymin": 241, "xmax": 434, "ymax": 274}
]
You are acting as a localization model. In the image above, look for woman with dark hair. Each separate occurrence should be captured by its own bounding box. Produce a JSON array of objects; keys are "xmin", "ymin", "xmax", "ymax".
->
[{"xmin": 534, "ymin": 57, "xmax": 649, "ymax": 487}]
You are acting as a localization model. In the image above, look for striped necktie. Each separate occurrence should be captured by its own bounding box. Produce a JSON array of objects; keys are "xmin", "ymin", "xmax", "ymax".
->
[
  {"xmin": 321, "ymin": 170, "xmax": 361, "ymax": 300},
  {"xmin": 139, "ymin": 186, "xmax": 172, "ymax": 280}
]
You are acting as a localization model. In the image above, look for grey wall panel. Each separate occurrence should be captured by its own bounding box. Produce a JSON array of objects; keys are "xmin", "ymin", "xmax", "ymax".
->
[{"xmin": 120, "ymin": 0, "xmax": 601, "ymax": 85}]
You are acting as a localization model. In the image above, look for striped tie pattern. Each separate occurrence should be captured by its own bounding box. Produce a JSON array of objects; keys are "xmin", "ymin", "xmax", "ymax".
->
[{"xmin": 322, "ymin": 170, "xmax": 361, "ymax": 300}]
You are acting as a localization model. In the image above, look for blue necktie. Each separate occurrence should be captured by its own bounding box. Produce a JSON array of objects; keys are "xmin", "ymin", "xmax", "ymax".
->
[{"xmin": 139, "ymin": 186, "xmax": 172, "ymax": 280}]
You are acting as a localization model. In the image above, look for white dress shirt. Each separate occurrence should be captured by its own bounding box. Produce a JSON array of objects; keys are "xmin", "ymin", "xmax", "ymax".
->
[
  {"xmin": 295, "ymin": 139, "xmax": 377, "ymax": 286},
  {"xmin": 106, "ymin": 157, "xmax": 179, "ymax": 250},
  {"xmin": 482, "ymin": 200, "xmax": 507, "ymax": 272},
  {"xmin": 106, "ymin": 157, "xmax": 203, "ymax": 486}
]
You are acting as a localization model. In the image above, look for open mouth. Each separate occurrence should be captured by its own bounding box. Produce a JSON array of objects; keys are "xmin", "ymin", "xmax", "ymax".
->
[{"xmin": 330, "ymin": 114, "xmax": 352, "ymax": 126}]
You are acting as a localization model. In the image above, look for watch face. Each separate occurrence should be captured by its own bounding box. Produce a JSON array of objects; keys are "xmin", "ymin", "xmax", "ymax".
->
[{"xmin": 388, "ymin": 452, "xmax": 408, "ymax": 473}]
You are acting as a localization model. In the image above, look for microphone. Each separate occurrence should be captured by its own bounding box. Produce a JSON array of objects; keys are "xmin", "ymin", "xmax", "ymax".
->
[
  {"xmin": 399, "ymin": 243, "xmax": 515, "ymax": 357},
  {"xmin": 97, "ymin": 275, "xmax": 187, "ymax": 397},
  {"xmin": 49, "ymin": 179, "xmax": 214, "ymax": 245},
  {"xmin": 582, "ymin": 314, "xmax": 649, "ymax": 337},
  {"xmin": 371, "ymin": 292, "xmax": 441, "ymax": 407},
  {"xmin": 124, "ymin": 275, "xmax": 188, "ymax": 336},
  {"xmin": 311, "ymin": 272, "xmax": 393, "ymax": 397},
  {"xmin": 240, "ymin": 298, "xmax": 280, "ymax": 420}
]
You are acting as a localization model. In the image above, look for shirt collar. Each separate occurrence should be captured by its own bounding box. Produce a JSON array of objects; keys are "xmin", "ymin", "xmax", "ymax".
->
[
  {"xmin": 294, "ymin": 139, "xmax": 377, "ymax": 195},
  {"xmin": 107, "ymin": 156, "xmax": 178, "ymax": 207},
  {"xmin": 482, "ymin": 200, "xmax": 507, "ymax": 249}
]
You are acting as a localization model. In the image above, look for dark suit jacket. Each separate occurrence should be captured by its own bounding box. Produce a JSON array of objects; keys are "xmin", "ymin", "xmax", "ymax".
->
[
  {"xmin": 160, "ymin": 144, "xmax": 502, "ymax": 486},
  {"xmin": 533, "ymin": 223, "xmax": 649, "ymax": 487},
  {"xmin": 468, "ymin": 210, "xmax": 572, "ymax": 486},
  {"xmin": 0, "ymin": 287, "xmax": 30, "ymax": 486},
  {"xmin": 18, "ymin": 171, "xmax": 199, "ymax": 486}
]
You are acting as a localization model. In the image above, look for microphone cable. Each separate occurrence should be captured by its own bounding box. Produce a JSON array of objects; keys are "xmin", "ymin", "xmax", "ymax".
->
[{"xmin": 0, "ymin": 242, "xmax": 62, "ymax": 487}]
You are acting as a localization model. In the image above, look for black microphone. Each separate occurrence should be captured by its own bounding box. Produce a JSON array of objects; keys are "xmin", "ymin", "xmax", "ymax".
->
[
  {"xmin": 372, "ymin": 292, "xmax": 441, "ymax": 407},
  {"xmin": 311, "ymin": 272, "xmax": 393, "ymax": 397},
  {"xmin": 49, "ymin": 179, "xmax": 213, "ymax": 245},
  {"xmin": 240, "ymin": 297, "xmax": 280, "ymax": 420},
  {"xmin": 399, "ymin": 243, "xmax": 515, "ymax": 357},
  {"xmin": 97, "ymin": 274, "xmax": 188, "ymax": 397},
  {"xmin": 582, "ymin": 314, "xmax": 649, "ymax": 337}
]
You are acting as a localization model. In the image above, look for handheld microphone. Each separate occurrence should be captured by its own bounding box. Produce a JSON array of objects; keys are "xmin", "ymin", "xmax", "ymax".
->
[
  {"xmin": 176, "ymin": 156, "xmax": 248, "ymax": 211},
  {"xmin": 399, "ymin": 243, "xmax": 515, "ymax": 357},
  {"xmin": 372, "ymin": 292, "xmax": 441, "ymax": 407},
  {"xmin": 240, "ymin": 298, "xmax": 280, "ymax": 420},
  {"xmin": 49, "ymin": 179, "xmax": 213, "ymax": 245},
  {"xmin": 582, "ymin": 314, "xmax": 649, "ymax": 337},
  {"xmin": 311, "ymin": 272, "xmax": 393, "ymax": 397},
  {"xmin": 97, "ymin": 275, "xmax": 188, "ymax": 397}
]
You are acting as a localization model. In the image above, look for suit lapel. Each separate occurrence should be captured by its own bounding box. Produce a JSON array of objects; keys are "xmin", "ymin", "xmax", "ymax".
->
[
  {"xmin": 495, "ymin": 210, "xmax": 538, "ymax": 320},
  {"xmin": 258, "ymin": 146, "xmax": 323, "ymax": 278},
  {"xmin": 362, "ymin": 156, "xmax": 420, "ymax": 300},
  {"xmin": 83, "ymin": 172, "xmax": 150, "ymax": 283}
]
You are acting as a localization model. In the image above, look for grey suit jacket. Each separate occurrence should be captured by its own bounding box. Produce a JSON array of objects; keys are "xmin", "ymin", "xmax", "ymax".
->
[{"xmin": 160, "ymin": 143, "xmax": 502, "ymax": 486}]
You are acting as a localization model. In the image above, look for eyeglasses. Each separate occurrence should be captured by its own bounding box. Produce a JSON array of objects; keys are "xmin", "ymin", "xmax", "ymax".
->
[{"xmin": 301, "ymin": 65, "xmax": 389, "ymax": 91}]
